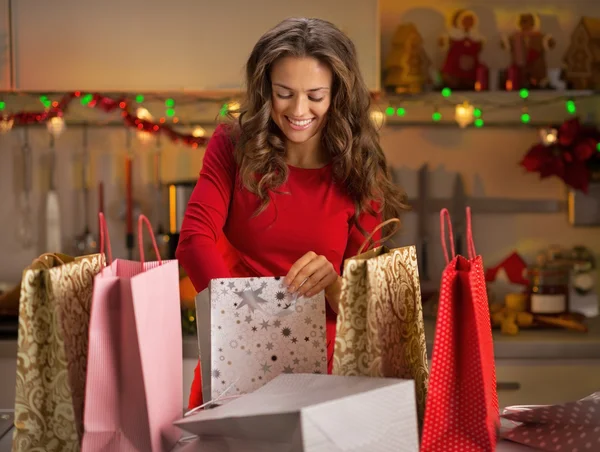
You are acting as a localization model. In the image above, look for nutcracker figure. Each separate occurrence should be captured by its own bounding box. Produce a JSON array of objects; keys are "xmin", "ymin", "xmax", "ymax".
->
[
  {"xmin": 502, "ymin": 13, "xmax": 555, "ymax": 89},
  {"xmin": 439, "ymin": 9, "xmax": 487, "ymax": 90}
]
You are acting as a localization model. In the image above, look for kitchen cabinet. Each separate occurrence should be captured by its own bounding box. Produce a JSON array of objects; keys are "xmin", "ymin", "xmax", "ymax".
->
[
  {"xmin": 0, "ymin": 0, "xmax": 9, "ymax": 90},
  {"xmin": 495, "ymin": 359, "xmax": 600, "ymax": 408},
  {"xmin": 9, "ymin": 0, "xmax": 379, "ymax": 92}
]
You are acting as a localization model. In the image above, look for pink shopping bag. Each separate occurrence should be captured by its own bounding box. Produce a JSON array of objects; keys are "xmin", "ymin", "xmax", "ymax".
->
[{"xmin": 82, "ymin": 213, "xmax": 183, "ymax": 452}]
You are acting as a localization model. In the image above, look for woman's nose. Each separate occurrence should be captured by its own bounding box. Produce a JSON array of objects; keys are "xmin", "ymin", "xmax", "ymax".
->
[{"xmin": 291, "ymin": 95, "xmax": 309, "ymax": 118}]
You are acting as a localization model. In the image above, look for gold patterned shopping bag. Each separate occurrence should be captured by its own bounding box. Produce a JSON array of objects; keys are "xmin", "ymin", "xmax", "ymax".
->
[
  {"xmin": 12, "ymin": 252, "xmax": 104, "ymax": 452},
  {"xmin": 333, "ymin": 220, "xmax": 429, "ymax": 425}
]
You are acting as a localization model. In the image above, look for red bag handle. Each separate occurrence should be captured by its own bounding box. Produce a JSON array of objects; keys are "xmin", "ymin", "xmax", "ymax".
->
[
  {"xmin": 98, "ymin": 212, "xmax": 113, "ymax": 266},
  {"xmin": 466, "ymin": 206, "xmax": 477, "ymax": 259},
  {"xmin": 440, "ymin": 207, "xmax": 476, "ymax": 264},
  {"xmin": 138, "ymin": 214, "xmax": 163, "ymax": 266},
  {"xmin": 440, "ymin": 208, "xmax": 455, "ymax": 264}
]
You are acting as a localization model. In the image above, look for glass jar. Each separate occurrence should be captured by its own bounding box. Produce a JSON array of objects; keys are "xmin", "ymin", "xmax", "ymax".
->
[{"xmin": 527, "ymin": 266, "xmax": 570, "ymax": 315}]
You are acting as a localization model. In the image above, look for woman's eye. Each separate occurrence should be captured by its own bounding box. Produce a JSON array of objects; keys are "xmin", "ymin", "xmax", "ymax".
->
[
  {"xmin": 309, "ymin": 97, "xmax": 324, "ymax": 102},
  {"xmin": 276, "ymin": 93, "xmax": 293, "ymax": 99}
]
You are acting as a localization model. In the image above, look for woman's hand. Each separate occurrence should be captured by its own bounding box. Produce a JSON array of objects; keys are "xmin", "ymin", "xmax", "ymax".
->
[{"xmin": 284, "ymin": 251, "xmax": 339, "ymax": 299}]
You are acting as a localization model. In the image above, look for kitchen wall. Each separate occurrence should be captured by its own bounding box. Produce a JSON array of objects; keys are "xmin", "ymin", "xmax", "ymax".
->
[{"xmin": 1, "ymin": 0, "xmax": 599, "ymax": 288}]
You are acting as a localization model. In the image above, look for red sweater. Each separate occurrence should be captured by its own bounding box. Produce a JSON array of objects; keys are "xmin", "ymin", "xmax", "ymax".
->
[{"xmin": 176, "ymin": 124, "xmax": 381, "ymax": 409}]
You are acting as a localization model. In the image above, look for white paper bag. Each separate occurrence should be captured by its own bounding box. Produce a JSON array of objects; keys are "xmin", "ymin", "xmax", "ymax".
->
[
  {"xmin": 175, "ymin": 373, "xmax": 419, "ymax": 452},
  {"xmin": 195, "ymin": 277, "xmax": 327, "ymax": 402}
]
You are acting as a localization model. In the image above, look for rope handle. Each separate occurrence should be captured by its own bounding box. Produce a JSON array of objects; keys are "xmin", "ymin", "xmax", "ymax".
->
[
  {"xmin": 357, "ymin": 218, "xmax": 401, "ymax": 255},
  {"xmin": 440, "ymin": 207, "xmax": 476, "ymax": 263},
  {"xmin": 32, "ymin": 253, "xmax": 66, "ymax": 268},
  {"xmin": 98, "ymin": 212, "xmax": 113, "ymax": 266},
  {"xmin": 138, "ymin": 215, "xmax": 163, "ymax": 266}
]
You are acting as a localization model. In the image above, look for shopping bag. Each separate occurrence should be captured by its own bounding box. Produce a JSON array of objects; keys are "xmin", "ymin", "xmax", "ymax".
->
[
  {"xmin": 195, "ymin": 277, "xmax": 327, "ymax": 402},
  {"xmin": 501, "ymin": 392, "xmax": 600, "ymax": 451},
  {"xmin": 175, "ymin": 373, "xmax": 420, "ymax": 452},
  {"xmin": 421, "ymin": 207, "xmax": 499, "ymax": 451},
  {"xmin": 12, "ymin": 251, "xmax": 104, "ymax": 452},
  {"xmin": 332, "ymin": 219, "xmax": 429, "ymax": 426},
  {"xmin": 81, "ymin": 213, "xmax": 182, "ymax": 452}
]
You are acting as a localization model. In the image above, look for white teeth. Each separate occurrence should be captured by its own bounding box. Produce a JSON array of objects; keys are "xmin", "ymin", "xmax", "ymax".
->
[{"xmin": 288, "ymin": 118, "xmax": 313, "ymax": 127}]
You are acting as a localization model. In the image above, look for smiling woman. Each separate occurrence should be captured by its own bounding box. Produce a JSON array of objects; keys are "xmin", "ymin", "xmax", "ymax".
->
[
  {"xmin": 176, "ymin": 17, "xmax": 408, "ymax": 410},
  {"xmin": 270, "ymin": 57, "xmax": 332, "ymax": 164}
]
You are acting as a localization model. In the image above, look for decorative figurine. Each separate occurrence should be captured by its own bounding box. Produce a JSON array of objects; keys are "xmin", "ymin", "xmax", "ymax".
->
[
  {"xmin": 562, "ymin": 17, "xmax": 600, "ymax": 90},
  {"xmin": 501, "ymin": 13, "xmax": 555, "ymax": 90},
  {"xmin": 383, "ymin": 23, "xmax": 431, "ymax": 94},
  {"xmin": 439, "ymin": 9, "xmax": 487, "ymax": 90}
]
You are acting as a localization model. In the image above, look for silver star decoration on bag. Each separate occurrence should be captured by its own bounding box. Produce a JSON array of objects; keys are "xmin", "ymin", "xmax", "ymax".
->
[{"xmin": 234, "ymin": 286, "xmax": 269, "ymax": 313}]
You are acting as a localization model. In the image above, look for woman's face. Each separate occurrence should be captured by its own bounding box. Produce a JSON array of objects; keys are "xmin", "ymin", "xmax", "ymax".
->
[{"xmin": 270, "ymin": 56, "xmax": 332, "ymax": 145}]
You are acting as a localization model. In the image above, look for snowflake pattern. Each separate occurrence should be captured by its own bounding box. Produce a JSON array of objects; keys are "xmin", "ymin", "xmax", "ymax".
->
[{"xmin": 208, "ymin": 276, "xmax": 326, "ymax": 398}]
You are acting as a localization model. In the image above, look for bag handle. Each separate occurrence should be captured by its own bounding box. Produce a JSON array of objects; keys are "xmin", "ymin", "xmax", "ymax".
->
[
  {"xmin": 440, "ymin": 208, "xmax": 456, "ymax": 264},
  {"xmin": 357, "ymin": 218, "xmax": 401, "ymax": 255},
  {"xmin": 466, "ymin": 206, "xmax": 477, "ymax": 259},
  {"xmin": 138, "ymin": 214, "xmax": 163, "ymax": 266},
  {"xmin": 32, "ymin": 253, "xmax": 66, "ymax": 268},
  {"xmin": 440, "ymin": 207, "xmax": 476, "ymax": 263},
  {"xmin": 98, "ymin": 212, "xmax": 113, "ymax": 266}
]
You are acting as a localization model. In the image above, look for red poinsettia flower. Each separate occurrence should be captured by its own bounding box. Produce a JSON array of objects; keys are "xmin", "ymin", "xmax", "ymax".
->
[
  {"xmin": 521, "ymin": 117, "xmax": 597, "ymax": 193},
  {"xmin": 558, "ymin": 117, "xmax": 581, "ymax": 147}
]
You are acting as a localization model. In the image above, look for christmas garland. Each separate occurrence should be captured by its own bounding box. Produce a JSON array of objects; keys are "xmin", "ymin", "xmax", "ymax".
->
[
  {"xmin": 2, "ymin": 92, "xmax": 210, "ymax": 148},
  {"xmin": 521, "ymin": 117, "xmax": 600, "ymax": 193}
]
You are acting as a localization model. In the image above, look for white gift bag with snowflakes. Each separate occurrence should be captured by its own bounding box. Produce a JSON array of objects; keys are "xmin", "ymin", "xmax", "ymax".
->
[{"xmin": 195, "ymin": 276, "xmax": 327, "ymax": 402}]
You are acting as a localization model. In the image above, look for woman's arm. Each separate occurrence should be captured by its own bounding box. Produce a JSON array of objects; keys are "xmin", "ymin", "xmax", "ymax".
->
[{"xmin": 175, "ymin": 125, "xmax": 236, "ymax": 292}]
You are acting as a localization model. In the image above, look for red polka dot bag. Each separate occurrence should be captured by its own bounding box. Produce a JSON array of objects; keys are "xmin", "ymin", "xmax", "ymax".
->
[
  {"xmin": 421, "ymin": 208, "xmax": 500, "ymax": 451},
  {"xmin": 501, "ymin": 392, "xmax": 600, "ymax": 451}
]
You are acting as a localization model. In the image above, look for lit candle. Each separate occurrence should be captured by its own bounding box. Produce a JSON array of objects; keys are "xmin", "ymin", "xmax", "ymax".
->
[
  {"xmin": 506, "ymin": 66, "xmax": 520, "ymax": 91},
  {"xmin": 475, "ymin": 65, "xmax": 489, "ymax": 91}
]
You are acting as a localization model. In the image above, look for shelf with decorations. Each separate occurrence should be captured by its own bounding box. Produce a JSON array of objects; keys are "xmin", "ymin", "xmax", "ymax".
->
[{"xmin": 371, "ymin": 89, "xmax": 599, "ymax": 128}]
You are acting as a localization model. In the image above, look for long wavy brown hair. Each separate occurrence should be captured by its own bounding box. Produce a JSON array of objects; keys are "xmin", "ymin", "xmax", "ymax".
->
[{"xmin": 230, "ymin": 17, "xmax": 408, "ymax": 238}]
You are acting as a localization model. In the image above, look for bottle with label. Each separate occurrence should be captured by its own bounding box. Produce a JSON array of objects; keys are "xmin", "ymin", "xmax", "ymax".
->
[{"xmin": 527, "ymin": 266, "xmax": 570, "ymax": 315}]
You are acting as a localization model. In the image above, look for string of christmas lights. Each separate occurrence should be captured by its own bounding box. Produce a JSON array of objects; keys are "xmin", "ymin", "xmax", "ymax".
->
[
  {"xmin": 379, "ymin": 88, "xmax": 592, "ymax": 127},
  {"xmin": 0, "ymin": 92, "xmax": 241, "ymax": 147}
]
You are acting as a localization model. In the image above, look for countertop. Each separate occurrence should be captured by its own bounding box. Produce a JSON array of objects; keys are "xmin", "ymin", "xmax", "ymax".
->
[
  {"xmin": 424, "ymin": 316, "xmax": 600, "ymax": 360},
  {"xmin": 2, "ymin": 316, "xmax": 600, "ymax": 361}
]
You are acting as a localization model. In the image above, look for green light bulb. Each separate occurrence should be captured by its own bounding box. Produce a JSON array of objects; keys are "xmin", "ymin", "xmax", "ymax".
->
[
  {"xmin": 432, "ymin": 112, "xmax": 442, "ymax": 121},
  {"xmin": 474, "ymin": 118, "xmax": 484, "ymax": 128},
  {"xmin": 566, "ymin": 100, "xmax": 576, "ymax": 114},
  {"xmin": 441, "ymin": 87, "xmax": 451, "ymax": 98},
  {"xmin": 385, "ymin": 106, "xmax": 395, "ymax": 116},
  {"xmin": 396, "ymin": 107, "xmax": 405, "ymax": 116},
  {"xmin": 136, "ymin": 94, "xmax": 144, "ymax": 103},
  {"xmin": 166, "ymin": 108, "xmax": 175, "ymax": 117},
  {"xmin": 519, "ymin": 89, "xmax": 529, "ymax": 99},
  {"xmin": 521, "ymin": 113, "xmax": 531, "ymax": 123},
  {"xmin": 165, "ymin": 98, "xmax": 175, "ymax": 108},
  {"xmin": 473, "ymin": 108, "xmax": 482, "ymax": 118}
]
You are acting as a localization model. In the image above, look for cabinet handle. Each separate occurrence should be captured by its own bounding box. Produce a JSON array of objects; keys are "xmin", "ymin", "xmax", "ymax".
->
[{"xmin": 497, "ymin": 382, "xmax": 520, "ymax": 391}]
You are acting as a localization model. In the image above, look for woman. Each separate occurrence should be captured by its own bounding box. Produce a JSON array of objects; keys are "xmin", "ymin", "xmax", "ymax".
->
[{"xmin": 176, "ymin": 17, "xmax": 408, "ymax": 409}]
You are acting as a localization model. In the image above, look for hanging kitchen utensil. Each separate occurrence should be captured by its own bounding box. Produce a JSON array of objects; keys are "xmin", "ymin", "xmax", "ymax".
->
[
  {"xmin": 45, "ymin": 134, "xmax": 62, "ymax": 252},
  {"xmin": 16, "ymin": 127, "xmax": 34, "ymax": 249},
  {"xmin": 73, "ymin": 124, "xmax": 97, "ymax": 255},
  {"xmin": 417, "ymin": 164, "xmax": 430, "ymax": 281},
  {"xmin": 451, "ymin": 173, "xmax": 467, "ymax": 257},
  {"xmin": 152, "ymin": 135, "xmax": 169, "ymax": 258}
]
